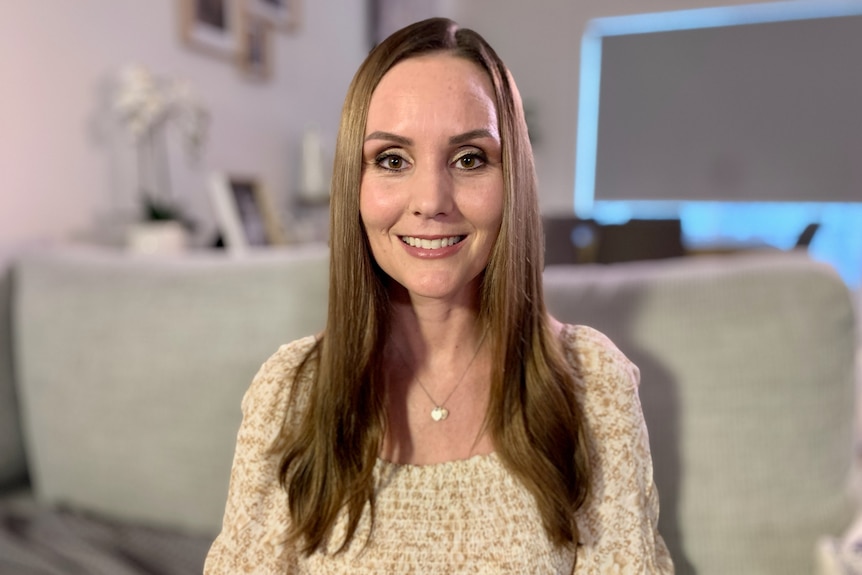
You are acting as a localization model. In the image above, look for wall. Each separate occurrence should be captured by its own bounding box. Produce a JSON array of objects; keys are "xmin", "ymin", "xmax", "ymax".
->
[{"xmin": 0, "ymin": 0, "xmax": 366, "ymax": 251}]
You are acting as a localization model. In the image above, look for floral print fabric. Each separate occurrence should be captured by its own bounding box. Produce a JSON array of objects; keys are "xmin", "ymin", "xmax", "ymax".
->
[{"xmin": 204, "ymin": 325, "xmax": 673, "ymax": 574}]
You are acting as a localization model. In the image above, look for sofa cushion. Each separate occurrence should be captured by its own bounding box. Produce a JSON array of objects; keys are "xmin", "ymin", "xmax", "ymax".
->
[
  {"xmin": 544, "ymin": 251, "xmax": 857, "ymax": 575},
  {"xmin": 12, "ymin": 245, "xmax": 329, "ymax": 535},
  {"xmin": 0, "ymin": 265, "xmax": 28, "ymax": 489}
]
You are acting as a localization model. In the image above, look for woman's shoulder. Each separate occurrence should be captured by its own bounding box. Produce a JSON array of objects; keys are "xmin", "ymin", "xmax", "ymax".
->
[
  {"xmin": 552, "ymin": 329, "xmax": 670, "ymax": 572},
  {"xmin": 259, "ymin": 335, "xmax": 318, "ymax": 379},
  {"xmin": 556, "ymin": 323, "xmax": 638, "ymax": 388},
  {"xmin": 241, "ymin": 334, "xmax": 319, "ymax": 422}
]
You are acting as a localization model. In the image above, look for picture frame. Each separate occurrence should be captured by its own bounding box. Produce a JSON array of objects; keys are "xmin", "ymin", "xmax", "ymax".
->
[
  {"xmin": 238, "ymin": 15, "xmax": 273, "ymax": 81},
  {"xmin": 209, "ymin": 172, "xmax": 285, "ymax": 252},
  {"xmin": 179, "ymin": 0, "xmax": 244, "ymax": 59},
  {"xmin": 245, "ymin": 0, "xmax": 301, "ymax": 32}
]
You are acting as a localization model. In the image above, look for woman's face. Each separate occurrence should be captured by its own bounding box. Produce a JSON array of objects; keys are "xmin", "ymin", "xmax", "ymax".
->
[{"xmin": 360, "ymin": 53, "xmax": 504, "ymax": 304}]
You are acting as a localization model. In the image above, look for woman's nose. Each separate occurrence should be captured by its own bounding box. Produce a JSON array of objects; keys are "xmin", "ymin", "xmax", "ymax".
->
[{"xmin": 408, "ymin": 163, "xmax": 454, "ymax": 217}]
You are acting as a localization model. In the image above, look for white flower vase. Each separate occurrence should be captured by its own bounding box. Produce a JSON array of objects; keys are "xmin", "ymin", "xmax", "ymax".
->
[{"xmin": 126, "ymin": 221, "xmax": 188, "ymax": 254}]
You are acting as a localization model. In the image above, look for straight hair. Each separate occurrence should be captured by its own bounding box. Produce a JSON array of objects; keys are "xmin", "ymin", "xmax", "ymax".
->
[{"xmin": 279, "ymin": 17, "xmax": 590, "ymax": 557}]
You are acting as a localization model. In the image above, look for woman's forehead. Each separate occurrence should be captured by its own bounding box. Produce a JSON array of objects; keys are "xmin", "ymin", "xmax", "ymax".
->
[{"xmin": 366, "ymin": 54, "xmax": 499, "ymax": 138}]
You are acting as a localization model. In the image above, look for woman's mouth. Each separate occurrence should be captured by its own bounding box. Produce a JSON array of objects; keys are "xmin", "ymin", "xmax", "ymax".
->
[{"xmin": 400, "ymin": 235, "xmax": 465, "ymax": 250}]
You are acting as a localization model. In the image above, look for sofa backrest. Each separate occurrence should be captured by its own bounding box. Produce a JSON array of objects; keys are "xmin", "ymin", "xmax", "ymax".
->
[
  {"xmin": 12, "ymin": 245, "xmax": 330, "ymax": 535},
  {"xmin": 544, "ymin": 251, "xmax": 858, "ymax": 575}
]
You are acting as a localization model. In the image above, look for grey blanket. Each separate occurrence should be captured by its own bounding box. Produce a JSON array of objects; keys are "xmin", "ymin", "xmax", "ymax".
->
[{"xmin": 0, "ymin": 499, "xmax": 212, "ymax": 575}]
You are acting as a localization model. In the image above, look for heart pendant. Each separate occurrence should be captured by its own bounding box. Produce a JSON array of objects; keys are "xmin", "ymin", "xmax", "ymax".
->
[{"xmin": 431, "ymin": 406, "xmax": 449, "ymax": 421}]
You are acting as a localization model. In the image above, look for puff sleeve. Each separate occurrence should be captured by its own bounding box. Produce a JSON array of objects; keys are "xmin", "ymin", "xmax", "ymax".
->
[
  {"xmin": 564, "ymin": 325, "xmax": 674, "ymax": 574},
  {"xmin": 203, "ymin": 337, "xmax": 317, "ymax": 575}
]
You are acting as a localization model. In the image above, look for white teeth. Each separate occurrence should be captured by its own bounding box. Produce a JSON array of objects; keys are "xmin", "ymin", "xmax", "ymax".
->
[{"xmin": 401, "ymin": 235, "xmax": 463, "ymax": 249}]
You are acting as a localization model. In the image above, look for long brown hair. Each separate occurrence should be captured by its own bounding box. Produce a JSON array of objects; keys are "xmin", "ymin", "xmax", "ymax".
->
[{"xmin": 279, "ymin": 17, "xmax": 590, "ymax": 556}]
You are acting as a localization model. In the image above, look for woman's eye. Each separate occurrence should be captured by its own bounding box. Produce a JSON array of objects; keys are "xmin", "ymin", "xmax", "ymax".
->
[
  {"xmin": 376, "ymin": 154, "xmax": 407, "ymax": 171},
  {"xmin": 454, "ymin": 152, "xmax": 486, "ymax": 170}
]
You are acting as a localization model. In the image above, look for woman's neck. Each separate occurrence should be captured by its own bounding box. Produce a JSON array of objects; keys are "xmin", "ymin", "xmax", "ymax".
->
[
  {"xmin": 382, "ymin": 299, "xmax": 494, "ymax": 465},
  {"xmin": 388, "ymin": 299, "xmax": 485, "ymax": 366}
]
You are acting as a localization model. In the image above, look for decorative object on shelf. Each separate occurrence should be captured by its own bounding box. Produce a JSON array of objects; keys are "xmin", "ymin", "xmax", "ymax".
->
[
  {"xmin": 178, "ymin": 0, "xmax": 302, "ymax": 82},
  {"xmin": 125, "ymin": 220, "xmax": 189, "ymax": 255},
  {"xmin": 298, "ymin": 125, "xmax": 330, "ymax": 204},
  {"xmin": 209, "ymin": 172, "xmax": 286, "ymax": 253},
  {"xmin": 113, "ymin": 64, "xmax": 210, "ymax": 252},
  {"xmin": 239, "ymin": 15, "xmax": 272, "ymax": 81},
  {"xmin": 179, "ymin": 0, "xmax": 244, "ymax": 60},
  {"xmin": 246, "ymin": 0, "xmax": 301, "ymax": 32}
]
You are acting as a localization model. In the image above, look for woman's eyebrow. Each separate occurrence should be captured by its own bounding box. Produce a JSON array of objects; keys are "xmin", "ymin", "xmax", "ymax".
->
[
  {"xmin": 449, "ymin": 129, "xmax": 497, "ymax": 145},
  {"xmin": 364, "ymin": 129, "xmax": 498, "ymax": 147},
  {"xmin": 364, "ymin": 131, "xmax": 412, "ymax": 145}
]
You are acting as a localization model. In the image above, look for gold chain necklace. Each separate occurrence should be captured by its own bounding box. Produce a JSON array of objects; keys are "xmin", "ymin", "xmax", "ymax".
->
[{"xmin": 394, "ymin": 329, "xmax": 488, "ymax": 422}]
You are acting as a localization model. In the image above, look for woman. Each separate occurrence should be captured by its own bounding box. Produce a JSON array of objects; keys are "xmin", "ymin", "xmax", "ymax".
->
[{"xmin": 205, "ymin": 17, "xmax": 672, "ymax": 574}]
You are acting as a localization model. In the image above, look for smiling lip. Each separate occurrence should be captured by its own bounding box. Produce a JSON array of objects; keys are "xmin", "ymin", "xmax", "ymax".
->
[{"xmin": 400, "ymin": 235, "xmax": 465, "ymax": 250}]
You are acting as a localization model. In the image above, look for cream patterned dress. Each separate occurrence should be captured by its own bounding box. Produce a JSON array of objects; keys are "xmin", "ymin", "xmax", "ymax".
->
[{"xmin": 204, "ymin": 324, "xmax": 673, "ymax": 574}]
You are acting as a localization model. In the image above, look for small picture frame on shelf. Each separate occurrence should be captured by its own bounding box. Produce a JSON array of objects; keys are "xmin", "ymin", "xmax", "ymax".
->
[
  {"xmin": 239, "ymin": 16, "xmax": 272, "ymax": 81},
  {"xmin": 179, "ymin": 0, "xmax": 244, "ymax": 59},
  {"xmin": 209, "ymin": 172, "xmax": 285, "ymax": 252},
  {"xmin": 246, "ymin": 0, "xmax": 301, "ymax": 32}
]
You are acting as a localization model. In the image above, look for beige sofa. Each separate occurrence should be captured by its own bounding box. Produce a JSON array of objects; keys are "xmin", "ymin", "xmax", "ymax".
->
[{"xmin": 1, "ymin": 245, "xmax": 857, "ymax": 574}]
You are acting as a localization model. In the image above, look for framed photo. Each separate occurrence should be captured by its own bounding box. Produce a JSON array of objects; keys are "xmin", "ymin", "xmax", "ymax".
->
[
  {"xmin": 209, "ymin": 173, "xmax": 285, "ymax": 252},
  {"xmin": 179, "ymin": 0, "xmax": 243, "ymax": 59},
  {"xmin": 246, "ymin": 0, "xmax": 301, "ymax": 32},
  {"xmin": 239, "ymin": 16, "xmax": 272, "ymax": 81}
]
